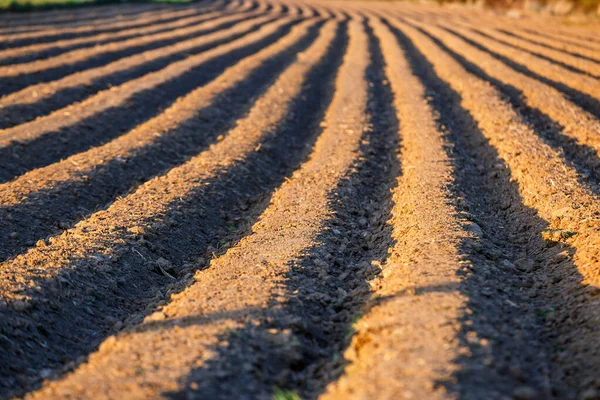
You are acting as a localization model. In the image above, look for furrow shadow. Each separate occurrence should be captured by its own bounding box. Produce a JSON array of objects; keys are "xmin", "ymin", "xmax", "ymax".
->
[
  {"xmin": 0, "ymin": 12, "xmax": 228, "ymax": 66},
  {"xmin": 386, "ymin": 18, "xmax": 579, "ymax": 399},
  {"xmin": 0, "ymin": 5, "xmax": 162, "ymax": 34},
  {"xmin": 0, "ymin": 12, "xmax": 269, "ymax": 129},
  {"xmin": 0, "ymin": 5, "xmax": 208, "ymax": 48},
  {"xmin": 433, "ymin": 24, "xmax": 600, "ymax": 120},
  {"xmin": 0, "ymin": 16, "xmax": 295, "ymax": 184},
  {"xmin": 470, "ymin": 29, "xmax": 600, "ymax": 80},
  {"xmin": 410, "ymin": 25, "xmax": 600, "ymax": 198},
  {"xmin": 497, "ymin": 28, "xmax": 600, "ymax": 65},
  {"xmin": 0, "ymin": 3, "xmax": 176, "ymax": 30},
  {"xmin": 0, "ymin": 18, "xmax": 322, "ymax": 263},
  {"xmin": 163, "ymin": 19, "xmax": 401, "ymax": 400},
  {"xmin": 0, "ymin": 20, "xmax": 346, "ymax": 400},
  {"xmin": 0, "ymin": 9, "xmax": 271, "ymax": 97}
]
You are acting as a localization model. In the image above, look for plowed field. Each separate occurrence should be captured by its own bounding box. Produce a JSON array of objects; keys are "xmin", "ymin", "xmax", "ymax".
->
[{"xmin": 1, "ymin": 1, "xmax": 600, "ymax": 398}]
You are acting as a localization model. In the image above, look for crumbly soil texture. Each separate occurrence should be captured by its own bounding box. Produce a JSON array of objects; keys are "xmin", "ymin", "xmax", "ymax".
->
[{"xmin": 0, "ymin": 1, "xmax": 599, "ymax": 399}]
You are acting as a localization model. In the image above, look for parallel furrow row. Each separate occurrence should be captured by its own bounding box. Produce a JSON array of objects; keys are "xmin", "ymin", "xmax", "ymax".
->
[
  {"xmin": 0, "ymin": 3, "xmax": 234, "ymax": 66},
  {"xmin": 0, "ymin": 3, "xmax": 164, "ymax": 32},
  {"xmin": 0, "ymin": 7, "xmax": 286, "ymax": 182},
  {"xmin": 383, "ymin": 14, "xmax": 600, "ymax": 397},
  {"xmin": 0, "ymin": 2, "xmax": 599, "ymax": 400},
  {"xmin": 0, "ymin": 3, "xmax": 265, "ymax": 129},
  {"xmin": 400, "ymin": 14, "xmax": 600, "ymax": 118},
  {"xmin": 25, "ymin": 16, "xmax": 368, "ymax": 400},
  {"xmin": 0, "ymin": 3, "xmax": 208, "ymax": 45},
  {"xmin": 0, "ymin": 10, "xmax": 341, "ymax": 398},
  {"xmin": 422, "ymin": 15, "xmax": 600, "ymax": 79},
  {"xmin": 0, "ymin": 2, "xmax": 276, "ymax": 95}
]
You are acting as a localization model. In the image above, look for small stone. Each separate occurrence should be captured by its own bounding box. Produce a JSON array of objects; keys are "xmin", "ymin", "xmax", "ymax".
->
[
  {"xmin": 521, "ymin": 278, "xmax": 534, "ymax": 288},
  {"xmin": 466, "ymin": 222, "xmax": 483, "ymax": 237},
  {"xmin": 39, "ymin": 369, "xmax": 53, "ymax": 379},
  {"xmin": 581, "ymin": 389, "xmax": 600, "ymax": 400},
  {"xmin": 57, "ymin": 221, "xmax": 70, "ymax": 229},
  {"xmin": 515, "ymin": 258, "xmax": 534, "ymax": 272},
  {"xmin": 551, "ymin": 206, "xmax": 572, "ymax": 219},
  {"xmin": 358, "ymin": 217, "xmax": 368, "ymax": 226},
  {"xmin": 13, "ymin": 300, "xmax": 29, "ymax": 312},
  {"xmin": 552, "ymin": 251, "xmax": 570, "ymax": 264},
  {"xmin": 9, "ymin": 232, "xmax": 18, "ymax": 239},
  {"xmin": 509, "ymin": 366, "xmax": 525, "ymax": 381},
  {"xmin": 513, "ymin": 386, "xmax": 539, "ymax": 400},
  {"xmin": 500, "ymin": 259, "xmax": 517, "ymax": 272}
]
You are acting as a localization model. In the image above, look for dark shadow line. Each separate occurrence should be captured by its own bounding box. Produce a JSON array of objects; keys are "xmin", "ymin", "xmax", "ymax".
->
[
  {"xmin": 0, "ymin": 14, "xmax": 289, "ymax": 184},
  {"xmin": 0, "ymin": 1, "xmax": 219, "ymax": 49},
  {"xmin": 0, "ymin": 17, "xmax": 322, "ymax": 263},
  {"xmin": 471, "ymin": 28, "xmax": 600, "ymax": 80},
  {"xmin": 0, "ymin": 20, "xmax": 346, "ymax": 399},
  {"xmin": 385, "ymin": 17, "xmax": 580, "ymax": 399},
  {"xmin": 496, "ymin": 28, "xmax": 600, "ymax": 65},
  {"xmin": 0, "ymin": 8, "xmax": 265, "ymax": 129},
  {"xmin": 0, "ymin": 2, "xmax": 173, "ymax": 28},
  {"xmin": 422, "ymin": 21, "xmax": 600, "ymax": 121},
  {"xmin": 0, "ymin": 7, "xmax": 272, "ymax": 97},
  {"xmin": 0, "ymin": 7, "xmax": 230, "ymax": 66},
  {"xmin": 404, "ymin": 21, "xmax": 600, "ymax": 197},
  {"xmin": 162, "ymin": 18, "xmax": 401, "ymax": 400}
]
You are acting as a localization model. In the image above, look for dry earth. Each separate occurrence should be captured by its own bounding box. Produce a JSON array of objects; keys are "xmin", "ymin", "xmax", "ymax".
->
[{"xmin": 0, "ymin": 0, "xmax": 599, "ymax": 399}]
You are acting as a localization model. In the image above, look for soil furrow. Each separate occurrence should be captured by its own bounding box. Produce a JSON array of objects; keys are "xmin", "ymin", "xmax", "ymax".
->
[
  {"xmin": 159, "ymin": 16, "xmax": 399, "ymax": 400},
  {"xmin": 0, "ymin": 16, "xmax": 343, "ymax": 399},
  {"xmin": 372, "ymin": 15, "xmax": 561, "ymax": 398},
  {"xmin": 389, "ymin": 15, "xmax": 600, "ymax": 398},
  {"xmin": 0, "ymin": 5, "xmax": 161, "ymax": 34},
  {"xmin": 0, "ymin": 3, "xmax": 164, "ymax": 29},
  {"xmin": 0, "ymin": 8, "xmax": 232, "ymax": 66},
  {"xmin": 457, "ymin": 24, "xmax": 600, "ymax": 80},
  {"xmin": 446, "ymin": 13, "xmax": 600, "ymax": 54},
  {"xmin": 0, "ymin": 12, "xmax": 289, "ymax": 182},
  {"xmin": 0, "ymin": 6, "xmax": 208, "ymax": 46},
  {"xmin": 0, "ymin": 13, "xmax": 322, "ymax": 271},
  {"xmin": 519, "ymin": 26, "xmax": 600, "ymax": 50},
  {"xmin": 495, "ymin": 28, "xmax": 600, "ymax": 65},
  {"xmin": 405, "ymin": 20, "xmax": 600, "ymax": 195},
  {"xmin": 18, "ymin": 16, "xmax": 372, "ymax": 400},
  {"xmin": 0, "ymin": 7, "xmax": 166, "ymax": 35},
  {"xmin": 421, "ymin": 9, "xmax": 600, "ymax": 52},
  {"xmin": 0, "ymin": 6, "xmax": 268, "ymax": 129},
  {"xmin": 410, "ymin": 18, "xmax": 600, "ymax": 121},
  {"xmin": 0, "ymin": 4, "xmax": 276, "ymax": 96},
  {"xmin": 0, "ymin": 4, "xmax": 211, "ymax": 48},
  {"xmin": 322, "ymin": 14, "xmax": 471, "ymax": 399},
  {"xmin": 434, "ymin": 19, "xmax": 600, "ymax": 80},
  {"xmin": 399, "ymin": 6, "xmax": 600, "ymax": 54}
]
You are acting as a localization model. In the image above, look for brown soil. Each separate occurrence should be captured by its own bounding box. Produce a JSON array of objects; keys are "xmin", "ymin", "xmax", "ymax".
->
[{"xmin": 0, "ymin": 1, "xmax": 599, "ymax": 399}]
